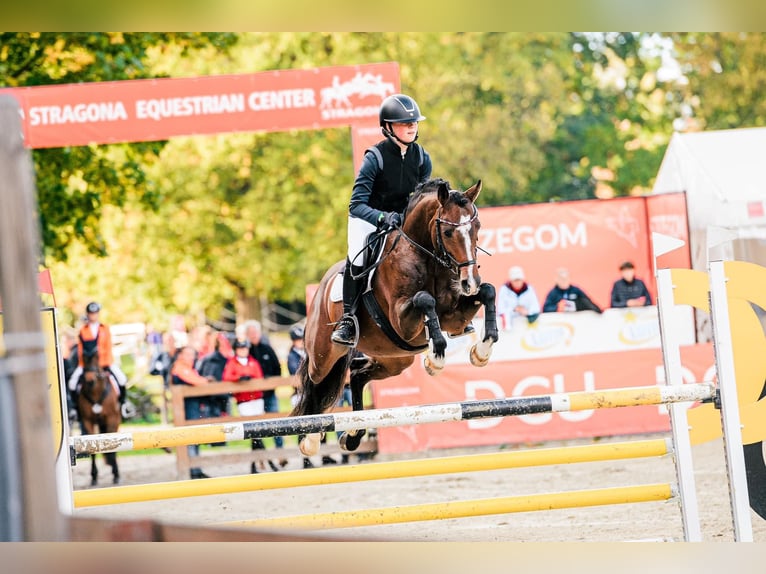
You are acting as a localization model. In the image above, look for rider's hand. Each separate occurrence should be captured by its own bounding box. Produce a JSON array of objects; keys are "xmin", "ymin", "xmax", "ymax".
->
[{"xmin": 378, "ymin": 211, "xmax": 401, "ymax": 228}]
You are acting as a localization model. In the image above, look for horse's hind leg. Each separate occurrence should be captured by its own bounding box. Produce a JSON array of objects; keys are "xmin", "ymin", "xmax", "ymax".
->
[{"xmin": 339, "ymin": 357, "xmax": 370, "ymax": 453}]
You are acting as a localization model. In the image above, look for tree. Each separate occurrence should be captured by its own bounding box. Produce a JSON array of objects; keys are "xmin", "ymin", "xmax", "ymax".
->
[
  {"xmin": 671, "ymin": 33, "xmax": 766, "ymax": 130},
  {"xmin": 0, "ymin": 32, "xmax": 238, "ymax": 261}
]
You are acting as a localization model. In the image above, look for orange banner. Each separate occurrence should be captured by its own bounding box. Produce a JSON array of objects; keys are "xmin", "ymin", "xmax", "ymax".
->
[
  {"xmin": 473, "ymin": 194, "xmax": 689, "ymax": 312},
  {"xmin": 371, "ymin": 344, "xmax": 714, "ymax": 453},
  {"xmin": 1, "ymin": 63, "xmax": 400, "ymax": 158}
]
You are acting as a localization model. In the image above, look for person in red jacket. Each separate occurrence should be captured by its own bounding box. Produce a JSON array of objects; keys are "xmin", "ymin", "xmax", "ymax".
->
[{"xmin": 222, "ymin": 339, "xmax": 277, "ymax": 473}]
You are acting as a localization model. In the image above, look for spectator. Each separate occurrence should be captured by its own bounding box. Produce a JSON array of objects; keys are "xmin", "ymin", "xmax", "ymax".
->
[
  {"xmin": 67, "ymin": 301, "xmax": 132, "ymax": 418},
  {"xmin": 244, "ymin": 320, "xmax": 285, "ymax": 454},
  {"xmin": 223, "ymin": 339, "xmax": 278, "ymax": 474},
  {"xmin": 542, "ymin": 268, "xmax": 602, "ymax": 314},
  {"xmin": 496, "ymin": 265, "xmax": 541, "ymax": 329},
  {"xmin": 171, "ymin": 346, "xmax": 214, "ymax": 479},
  {"xmin": 149, "ymin": 331, "xmax": 177, "ymax": 388},
  {"xmin": 198, "ymin": 331, "xmax": 234, "ymax": 418},
  {"xmin": 611, "ymin": 261, "xmax": 653, "ymax": 308}
]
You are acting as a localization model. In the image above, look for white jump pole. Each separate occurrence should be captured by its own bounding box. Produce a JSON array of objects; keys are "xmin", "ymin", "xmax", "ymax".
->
[
  {"xmin": 708, "ymin": 259, "xmax": 753, "ymax": 541},
  {"xmin": 652, "ymin": 232, "xmax": 702, "ymax": 542}
]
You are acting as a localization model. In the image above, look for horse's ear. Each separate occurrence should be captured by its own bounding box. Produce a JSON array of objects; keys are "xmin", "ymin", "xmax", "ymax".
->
[
  {"xmin": 437, "ymin": 182, "xmax": 450, "ymax": 206},
  {"xmin": 464, "ymin": 180, "xmax": 482, "ymax": 203}
]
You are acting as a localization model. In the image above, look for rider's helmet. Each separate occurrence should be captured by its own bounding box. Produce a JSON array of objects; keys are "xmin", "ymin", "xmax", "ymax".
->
[
  {"xmin": 289, "ymin": 324, "xmax": 305, "ymax": 341},
  {"xmin": 379, "ymin": 94, "xmax": 426, "ymax": 127},
  {"xmin": 85, "ymin": 301, "xmax": 101, "ymax": 314}
]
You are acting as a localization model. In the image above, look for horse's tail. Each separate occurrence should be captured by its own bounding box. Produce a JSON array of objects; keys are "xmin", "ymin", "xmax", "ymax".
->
[{"xmin": 290, "ymin": 351, "xmax": 351, "ymax": 417}]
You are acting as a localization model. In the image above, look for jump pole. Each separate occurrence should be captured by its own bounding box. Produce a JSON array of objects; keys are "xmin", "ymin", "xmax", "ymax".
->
[
  {"xmin": 708, "ymin": 260, "xmax": 753, "ymax": 541},
  {"xmin": 73, "ymin": 437, "xmax": 672, "ymax": 507},
  {"xmin": 70, "ymin": 382, "xmax": 715, "ymax": 456},
  {"xmin": 653, "ymin": 233, "xmax": 703, "ymax": 542},
  {"xmin": 224, "ymin": 484, "xmax": 675, "ymax": 530}
]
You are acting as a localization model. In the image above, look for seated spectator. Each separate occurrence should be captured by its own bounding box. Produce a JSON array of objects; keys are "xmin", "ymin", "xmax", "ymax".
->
[
  {"xmin": 542, "ymin": 267, "xmax": 602, "ymax": 313},
  {"xmin": 222, "ymin": 339, "xmax": 278, "ymax": 474},
  {"xmin": 496, "ymin": 265, "xmax": 540, "ymax": 329},
  {"xmin": 610, "ymin": 261, "xmax": 652, "ymax": 308},
  {"xmin": 171, "ymin": 345, "xmax": 214, "ymax": 479}
]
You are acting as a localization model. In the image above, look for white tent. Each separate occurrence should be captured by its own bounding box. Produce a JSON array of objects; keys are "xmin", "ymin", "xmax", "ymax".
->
[
  {"xmin": 652, "ymin": 127, "xmax": 766, "ymax": 339},
  {"xmin": 653, "ymin": 126, "xmax": 766, "ymax": 270}
]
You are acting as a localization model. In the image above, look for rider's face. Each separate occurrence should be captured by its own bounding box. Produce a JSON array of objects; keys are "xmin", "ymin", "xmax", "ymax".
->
[{"xmin": 390, "ymin": 121, "xmax": 418, "ymax": 144}]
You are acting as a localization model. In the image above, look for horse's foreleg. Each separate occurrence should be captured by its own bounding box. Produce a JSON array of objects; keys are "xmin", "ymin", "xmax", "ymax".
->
[
  {"xmin": 90, "ymin": 454, "xmax": 98, "ymax": 486},
  {"xmin": 412, "ymin": 291, "xmax": 447, "ymax": 375},
  {"xmin": 106, "ymin": 452, "xmax": 120, "ymax": 484},
  {"xmin": 470, "ymin": 283, "xmax": 498, "ymax": 366}
]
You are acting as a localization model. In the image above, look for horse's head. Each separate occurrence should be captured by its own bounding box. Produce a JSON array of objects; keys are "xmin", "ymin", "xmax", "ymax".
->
[{"xmin": 431, "ymin": 179, "xmax": 483, "ymax": 296}]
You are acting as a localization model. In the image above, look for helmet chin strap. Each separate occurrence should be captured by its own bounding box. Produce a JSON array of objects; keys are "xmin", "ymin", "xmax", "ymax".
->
[{"xmin": 382, "ymin": 124, "xmax": 418, "ymax": 147}]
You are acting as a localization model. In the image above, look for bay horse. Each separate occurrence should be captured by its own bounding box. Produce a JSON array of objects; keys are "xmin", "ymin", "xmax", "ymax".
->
[
  {"xmin": 291, "ymin": 178, "xmax": 498, "ymax": 456},
  {"xmin": 77, "ymin": 349, "xmax": 120, "ymax": 485}
]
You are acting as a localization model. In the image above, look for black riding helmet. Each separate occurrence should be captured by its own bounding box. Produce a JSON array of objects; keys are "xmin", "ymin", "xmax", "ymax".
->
[
  {"xmin": 379, "ymin": 94, "xmax": 426, "ymax": 126},
  {"xmin": 289, "ymin": 325, "xmax": 304, "ymax": 341}
]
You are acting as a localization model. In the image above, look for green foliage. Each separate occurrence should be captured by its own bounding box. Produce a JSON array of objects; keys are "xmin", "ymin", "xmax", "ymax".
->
[{"xmin": 14, "ymin": 33, "xmax": 765, "ymax": 325}]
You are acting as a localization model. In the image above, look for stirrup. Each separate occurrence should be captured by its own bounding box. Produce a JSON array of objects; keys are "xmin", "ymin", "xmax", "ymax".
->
[{"xmin": 331, "ymin": 314, "xmax": 359, "ymax": 347}]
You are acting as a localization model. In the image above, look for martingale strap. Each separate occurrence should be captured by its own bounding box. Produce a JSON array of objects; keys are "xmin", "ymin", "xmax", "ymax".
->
[{"xmin": 362, "ymin": 290, "xmax": 428, "ymax": 353}]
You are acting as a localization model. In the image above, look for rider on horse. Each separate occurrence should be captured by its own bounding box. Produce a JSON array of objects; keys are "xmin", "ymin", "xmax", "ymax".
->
[
  {"xmin": 67, "ymin": 301, "xmax": 131, "ymax": 418},
  {"xmin": 331, "ymin": 93, "xmax": 432, "ymax": 346}
]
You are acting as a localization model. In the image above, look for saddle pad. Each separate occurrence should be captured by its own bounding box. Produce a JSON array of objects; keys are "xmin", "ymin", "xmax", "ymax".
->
[{"xmin": 329, "ymin": 272, "xmax": 343, "ymax": 302}]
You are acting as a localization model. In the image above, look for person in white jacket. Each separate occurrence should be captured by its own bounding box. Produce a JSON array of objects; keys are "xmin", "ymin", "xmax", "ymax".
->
[{"xmin": 496, "ymin": 266, "xmax": 541, "ymax": 330}]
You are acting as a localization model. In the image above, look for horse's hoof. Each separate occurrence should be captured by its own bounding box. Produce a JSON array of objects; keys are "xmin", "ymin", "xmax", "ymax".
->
[
  {"xmin": 299, "ymin": 433, "xmax": 322, "ymax": 456},
  {"xmin": 90, "ymin": 479, "xmax": 97, "ymax": 487},
  {"xmin": 469, "ymin": 344, "xmax": 491, "ymax": 367},
  {"xmin": 113, "ymin": 477, "xmax": 120, "ymax": 485},
  {"xmin": 424, "ymin": 356, "xmax": 443, "ymax": 376},
  {"xmin": 339, "ymin": 430, "xmax": 366, "ymax": 452}
]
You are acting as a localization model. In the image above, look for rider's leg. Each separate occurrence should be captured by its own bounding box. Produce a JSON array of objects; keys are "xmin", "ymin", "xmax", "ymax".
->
[
  {"xmin": 109, "ymin": 363, "xmax": 128, "ymax": 404},
  {"xmin": 332, "ymin": 216, "xmax": 374, "ymax": 346},
  {"xmin": 331, "ymin": 261, "xmax": 365, "ymax": 346}
]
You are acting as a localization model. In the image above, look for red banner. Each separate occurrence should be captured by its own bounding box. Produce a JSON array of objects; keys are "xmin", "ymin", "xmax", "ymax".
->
[
  {"xmin": 372, "ymin": 343, "xmax": 714, "ymax": 453},
  {"xmin": 1, "ymin": 63, "xmax": 400, "ymax": 158}
]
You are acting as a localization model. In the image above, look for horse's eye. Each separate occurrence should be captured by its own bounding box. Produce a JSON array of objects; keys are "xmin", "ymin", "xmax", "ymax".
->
[{"xmin": 444, "ymin": 229, "xmax": 454, "ymax": 238}]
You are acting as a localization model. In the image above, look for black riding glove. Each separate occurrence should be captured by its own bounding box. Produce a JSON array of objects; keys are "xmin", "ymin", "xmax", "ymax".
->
[{"xmin": 378, "ymin": 211, "xmax": 401, "ymax": 229}]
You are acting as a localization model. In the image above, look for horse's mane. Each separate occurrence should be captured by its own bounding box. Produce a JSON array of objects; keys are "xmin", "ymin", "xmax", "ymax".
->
[{"xmin": 406, "ymin": 177, "xmax": 472, "ymax": 215}]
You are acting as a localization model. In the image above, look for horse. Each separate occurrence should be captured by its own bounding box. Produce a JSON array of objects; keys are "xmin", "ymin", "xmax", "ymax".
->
[
  {"xmin": 77, "ymin": 349, "xmax": 121, "ymax": 485},
  {"xmin": 291, "ymin": 177, "xmax": 498, "ymax": 456}
]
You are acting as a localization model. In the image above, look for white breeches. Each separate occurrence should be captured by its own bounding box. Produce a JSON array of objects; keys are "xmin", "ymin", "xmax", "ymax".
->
[
  {"xmin": 68, "ymin": 362, "xmax": 127, "ymax": 391},
  {"xmin": 347, "ymin": 216, "xmax": 377, "ymax": 268}
]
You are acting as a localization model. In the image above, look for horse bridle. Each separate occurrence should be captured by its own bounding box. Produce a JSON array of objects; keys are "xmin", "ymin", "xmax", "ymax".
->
[
  {"xmin": 433, "ymin": 204, "xmax": 480, "ymax": 274},
  {"xmin": 353, "ymin": 202, "xmax": 489, "ymax": 279},
  {"xmin": 80, "ymin": 365, "xmax": 108, "ymax": 411}
]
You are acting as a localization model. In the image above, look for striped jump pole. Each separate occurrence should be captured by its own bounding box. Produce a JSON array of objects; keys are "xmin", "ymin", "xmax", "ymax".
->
[
  {"xmin": 73, "ymin": 437, "xmax": 671, "ymax": 507},
  {"xmin": 224, "ymin": 484, "xmax": 676, "ymax": 530},
  {"xmin": 70, "ymin": 382, "xmax": 714, "ymax": 456}
]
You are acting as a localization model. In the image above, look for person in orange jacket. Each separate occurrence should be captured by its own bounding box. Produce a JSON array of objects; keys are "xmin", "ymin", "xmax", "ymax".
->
[
  {"xmin": 67, "ymin": 301, "xmax": 131, "ymax": 418},
  {"xmin": 222, "ymin": 339, "xmax": 278, "ymax": 473},
  {"xmin": 171, "ymin": 345, "xmax": 215, "ymax": 479}
]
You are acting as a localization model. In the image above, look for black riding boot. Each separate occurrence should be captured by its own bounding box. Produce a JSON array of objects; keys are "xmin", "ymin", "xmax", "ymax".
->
[{"xmin": 331, "ymin": 261, "xmax": 364, "ymax": 347}]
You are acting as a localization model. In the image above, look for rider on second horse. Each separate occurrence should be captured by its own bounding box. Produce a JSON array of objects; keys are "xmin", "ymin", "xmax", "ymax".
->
[
  {"xmin": 67, "ymin": 301, "xmax": 131, "ymax": 418},
  {"xmin": 331, "ymin": 93, "xmax": 432, "ymax": 346}
]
